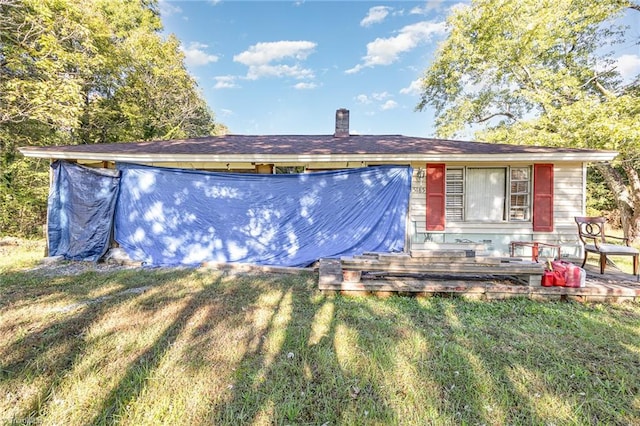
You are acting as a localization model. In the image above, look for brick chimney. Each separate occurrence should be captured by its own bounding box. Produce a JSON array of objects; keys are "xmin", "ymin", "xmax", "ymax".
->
[{"xmin": 334, "ymin": 108, "xmax": 349, "ymax": 137}]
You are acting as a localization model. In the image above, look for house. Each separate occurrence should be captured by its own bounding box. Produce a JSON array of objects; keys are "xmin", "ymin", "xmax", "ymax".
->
[{"xmin": 19, "ymin": 109, "xmax": 617, "ymax": 266}]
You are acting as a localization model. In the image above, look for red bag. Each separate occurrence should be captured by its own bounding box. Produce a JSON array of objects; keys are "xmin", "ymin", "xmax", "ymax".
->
[
  {"xmin": 553, "ymin": 270, "xmax": 566, "ymax": 286},
  {"xmin": 551, "ymin": 260, "xmax": 585, "ymax": 288}
]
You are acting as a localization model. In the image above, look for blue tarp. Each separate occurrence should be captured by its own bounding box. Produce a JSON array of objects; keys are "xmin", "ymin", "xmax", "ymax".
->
[
  {"xmin": 48, "ymin": 161, "xmax": 121, "ymax": 261},
  {"xmin": 114, "ymin": 163, "xmax": 411, "ymax": 267}
]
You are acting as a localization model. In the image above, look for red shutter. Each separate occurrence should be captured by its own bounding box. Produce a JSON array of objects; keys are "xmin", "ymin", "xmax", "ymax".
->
[
  {"xmin": 533, "ymin": 164, "xmax": 554, "ymax": 232},
  {"xmin": 426, "ymin": 163, "xmax": 446, "ymax": 231}
]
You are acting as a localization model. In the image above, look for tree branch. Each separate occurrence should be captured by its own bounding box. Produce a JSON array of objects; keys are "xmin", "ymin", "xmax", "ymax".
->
[
  {"xmin": 474, "ymin": 111, "xmax": 515, "ymax": 123},
  {"xmin": 621, "ymin": 161, "xmax": 640, "ymax": 205},
  {"xmin": 520, "ymin": 65, "xmax": 538, "ymax": 91},
  {"xmin": 580, "ymin": 70, "xmax": 615, "ymax": 98},
  {"xmin": 594, "ymin": 162, "xmax": 636, "ymax": 239},
  {"xmin": 595, "ymin": 163, "xmax": 630, "ymax": 205},
  {"xmin": 627, "ymin": 2, "xmax": 640, "ymax": 12}
]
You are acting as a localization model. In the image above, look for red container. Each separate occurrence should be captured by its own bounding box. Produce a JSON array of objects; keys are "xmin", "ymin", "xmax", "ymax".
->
[
  {"xmin": 553, "ymin": 270, "xmax": 566, "ymax": 287},
  {"xmin": 541, "ymin": 271, "xmax": 554, "ymax": 287},
  {"xmin": 552, "ymin": 260, "xmax": 584, "ymax": 288}
]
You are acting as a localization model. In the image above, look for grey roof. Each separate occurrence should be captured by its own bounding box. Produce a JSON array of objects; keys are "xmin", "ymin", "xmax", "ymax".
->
[{"xmin": 19, "ymin": 134, "xmax": 618, "ymax": 162}]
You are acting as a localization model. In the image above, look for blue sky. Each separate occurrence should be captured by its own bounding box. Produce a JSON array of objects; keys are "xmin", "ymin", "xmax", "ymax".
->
[{"xmin": 158, "ymin": 1, "xmax": 640, "ymax": 137}]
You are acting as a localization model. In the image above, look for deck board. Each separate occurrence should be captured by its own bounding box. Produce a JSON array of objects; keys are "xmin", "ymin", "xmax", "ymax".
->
[{"xmin": 318, "ymin": 258, "xmax": 640, "ymax": 302}]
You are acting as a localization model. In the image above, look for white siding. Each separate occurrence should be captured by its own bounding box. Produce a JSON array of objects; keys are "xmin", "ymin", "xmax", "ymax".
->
[{"xmin": 407, "ymin": 162, "xmax": 587, "ymax": 257}]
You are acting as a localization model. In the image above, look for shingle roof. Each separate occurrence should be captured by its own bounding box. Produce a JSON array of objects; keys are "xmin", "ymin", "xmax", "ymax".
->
[{"xmin": 19, "ymin": 134, "xmax": 617, "ymax": 162}]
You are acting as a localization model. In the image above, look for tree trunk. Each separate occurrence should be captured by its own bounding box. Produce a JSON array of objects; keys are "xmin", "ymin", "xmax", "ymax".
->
[
  {"xmin": 621, "ymin": 161, "xmax": 640, "ymax": 242},
  {"xmin": 595, "ymin": 163, "xmax": 640, "ymax": 242}
]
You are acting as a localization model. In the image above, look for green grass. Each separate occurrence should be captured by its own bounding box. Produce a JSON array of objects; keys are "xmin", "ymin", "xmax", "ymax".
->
[
  {"xmin": 0, "ymin": 237, "xmax": 46, "ymax": 272},
  {"xmin": 1, "ymin": 241, "xmax": 639, "ymax": 425}
]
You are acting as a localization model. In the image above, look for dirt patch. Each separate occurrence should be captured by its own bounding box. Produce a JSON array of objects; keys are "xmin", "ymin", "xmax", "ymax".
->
[{"xmin": 26, "ymin": 259, "xmax": 139, "ymax": 277}]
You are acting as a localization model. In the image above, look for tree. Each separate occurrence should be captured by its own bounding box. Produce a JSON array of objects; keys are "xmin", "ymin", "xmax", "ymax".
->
[
  {"xmin": 76, "ymin": 0, "xmax": 225, "ymax": 144},
  {"xmin": 417, "ymin": 0, "xmax": 640, "ymax": 241},
  {"xmin": 0, "ymin": 0, "xmax": 225, "ymax": 236}
]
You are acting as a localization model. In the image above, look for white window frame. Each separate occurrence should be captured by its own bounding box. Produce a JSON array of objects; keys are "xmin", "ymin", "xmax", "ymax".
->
[
  {"xmin": 445, "ymin": 168, "xmax": 464, "ymax": 221},
  {"xmin": 508, "ymin": 167, "xmax": 531, "ymax": 221},
  {"xmin": 445, "ymin": 166, "xmax": 531, "ymax": 223}
]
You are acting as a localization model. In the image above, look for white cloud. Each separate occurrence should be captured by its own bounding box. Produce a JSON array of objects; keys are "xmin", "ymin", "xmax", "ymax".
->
[
  {"xmin": 234, "ymin": 41, "xmax": 316, "ymax": 66},
  {"xmin": 246, "ymin": 64, "xmax": 314, "ymax": 80},
  {"xmin": 381, "ymin": 100, "xmax": 399, "ymax": 110},
  {"xmin": 449, "ymin": 2, "xmax": 469, "ymax": 13},
  {"xmin": 214, "ymin": 76, "xmax": 239, "ymax": 89},
  {"xmin": 372, "ymin": 91, "xmax": 391, "ymax": 101},
  {"xmin": 294, "ymin": 82, "xmax": 317, "ymax": 90},
  {"xmin": 356, "ymin": 94, "xmax": 371, "ymax": 104},
  {"xmin": 615, "ymin": 54, "xmax": 640, "ymax": 82},
  {"xmin": 234, "ymin": 41, "xmax": 317, "ymax": 80},
  {"xmin": 346, "ymin": 64, "xmax": 366, "ymax": 75},
  {"xmin": 346, "ymin": 21, "xmax": 446, "ymax": 73},
  {"xmin": 182, "ymin": 42, "xmax": 219, "ymax": 67},
  {"xmin": 158, "ymin": 0, "xmax": 182, "ymax": 16},
  {"xmin": 356, "ymin": 93, "xmax": 398, "ymax": 109},
  {"xmin": 361, "ymin": 6, "xmax": 392, "ymax": 27},
  {"xmin": 410, "ymin": 0, "xmax": 443, "ymax": 15},
  {"xmin": 400, "ymin": 78, "xmax": 422, "ymax": 95},
  {"xmin": 220, "ymin": 109, "xmax": 233, "ymax": 117}
]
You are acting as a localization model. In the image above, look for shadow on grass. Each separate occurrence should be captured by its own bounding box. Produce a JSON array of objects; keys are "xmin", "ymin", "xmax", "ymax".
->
[
  {"xmin": 400, "ymin": 297, "xmax": 640, "ymax": 424},
  {"xmin": 211, "ymin": 274, "xmax": 398, "ymax": 425},
  {"xmin": 0, "ymin": 268, "xmax": 194, "ymax": 423},
  {"xmin": 0, "ymin": 267, "xmax": 177, "ymax": 309},
  {"xmin": 89, "ymin": 273, "xmax": 228, "ymax": 424},
  {"xmin": 86, "ymin": 270, "xmax": 307, "ymax": 423},
  {"xmin": 212, "ymin": 290, "xmax": 640, "ymax": 424},
  {"xmin": 3, "ymin": 267, "xmax": 639, "ymax": 425}
]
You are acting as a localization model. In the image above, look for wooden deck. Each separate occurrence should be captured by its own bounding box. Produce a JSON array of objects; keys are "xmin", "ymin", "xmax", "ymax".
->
[
  {"xmin": 318, "ymin": 257, "xmax": 640, "ymax": 303},
  {"xmin": 340, "ymin": 251, "xmax": 545, "ymax": 286}
]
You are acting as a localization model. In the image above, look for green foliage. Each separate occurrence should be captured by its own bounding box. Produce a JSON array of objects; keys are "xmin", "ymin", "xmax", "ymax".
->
[
  {"xmin": 0, "ymin": 158, "xmax": 49, "ymax": 236},
  {"xmin": 0, "ymin": 0, "xmax": 225, "ymax": 236},
  {"xmin": 586, "ymin": 167, "xmax": 616, "ymax": 211},
  {"xmin": 418, "ymin": 0, "xmax": 628, "ymax": 137},
  {"xmin": 80, "ymin": 33, "xmax": 219, "ymax": 144},
  {"xmin": 0, "ymin": 0, "xmax": 89, "ymax": 130},
  {"xmin": 417, "ymin": 0, "xmax": 640, "ymax": 240}
]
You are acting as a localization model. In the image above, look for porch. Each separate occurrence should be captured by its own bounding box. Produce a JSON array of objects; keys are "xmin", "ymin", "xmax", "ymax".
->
[{"xmin": 318, "ymin": 257, "xmax": 640, "ymax": 303}]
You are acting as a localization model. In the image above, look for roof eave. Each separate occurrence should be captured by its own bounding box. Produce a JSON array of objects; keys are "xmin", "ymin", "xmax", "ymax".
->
[{"xmin": 18, "ymin": 149, "xmax": 619, "ymax": 163}]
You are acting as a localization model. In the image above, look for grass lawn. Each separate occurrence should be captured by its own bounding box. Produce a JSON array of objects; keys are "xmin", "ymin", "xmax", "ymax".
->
[{"xmin": 1, "ymin": 240, "xmax": 639, "ymax": 425}]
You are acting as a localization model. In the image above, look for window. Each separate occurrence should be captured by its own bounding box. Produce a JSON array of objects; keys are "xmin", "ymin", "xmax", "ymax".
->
[
  {"xmin": 509, "ymin": 167, "xmax": 530, "ymax": 221},
  {"xmin": 445, "ymin": 166, "xmax": 531, "ymax": 222},
  {"xmin": 445, "ymin": 168, "xmax": 464, "ymax": 221}
]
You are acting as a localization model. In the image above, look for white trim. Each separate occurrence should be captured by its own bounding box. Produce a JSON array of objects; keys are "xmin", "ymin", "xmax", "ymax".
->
[
  {"xmin": 19, "ymin": 150, "xmax": 618, "ymax": 163},
  {"xmin": 581, "ymin": 162, "xmax": 588, "ymax": 216}
]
